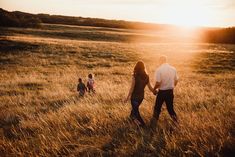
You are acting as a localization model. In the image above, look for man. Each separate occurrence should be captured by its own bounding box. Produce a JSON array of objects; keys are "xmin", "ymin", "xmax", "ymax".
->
[{"xmin": 151, "ymin": 55, "xmax": 179, "ymax": 127}]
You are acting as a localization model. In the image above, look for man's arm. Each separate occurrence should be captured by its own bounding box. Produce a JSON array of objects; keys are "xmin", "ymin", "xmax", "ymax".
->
[
  {"xmin": 174, "ymin": 80, "xmax": 178, "ymax": 86},
  {"xmin": 153, "ymin": 81, "xmax": 161, "ymax": 91},
  {"xmin": 174, "ymin": 70, "xmax": 179, "ymax": 86},
  {"xmin": 152, "ymin": 81, "xmax": 161, "ymax": 95},
  {"xmin": 153, "ymin": 70, "xmax": 161, "ymax": 94}
]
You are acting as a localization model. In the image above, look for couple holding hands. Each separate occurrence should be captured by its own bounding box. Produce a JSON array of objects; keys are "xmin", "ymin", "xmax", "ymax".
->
[{"xmin": 124, "ymin": 55, "xmax": 179, "ymax": 128}]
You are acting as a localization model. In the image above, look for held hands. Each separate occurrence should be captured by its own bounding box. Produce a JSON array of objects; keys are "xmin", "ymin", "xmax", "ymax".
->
[
  {"xmin": 152, "ymin": 89, "xmax": 159, "ymax": 95},
  {"xmin": 124, "ymin": 89, "xmax": 158, "ymax": 103}
]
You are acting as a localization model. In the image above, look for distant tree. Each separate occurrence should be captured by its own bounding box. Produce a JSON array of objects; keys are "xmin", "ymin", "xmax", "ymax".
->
[
  {"xmin": 204, "ymin": 27, "xmax": 235, "ymax": 44},
  {"xmin": 0, "ymin": 8, "xmax": 41, "ymax": 28}
]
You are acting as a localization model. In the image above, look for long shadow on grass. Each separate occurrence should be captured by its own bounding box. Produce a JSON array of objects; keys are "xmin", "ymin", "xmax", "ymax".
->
[
  {"xmin": 39, "ymin": 95, "xmax": 79, "ymax": 114},
  {"xmin": 131, "ymin": 126, "xmax": 167, "ymax": 157},
  {"xmin": 101, "ymin": 119, "xmax": 136, "ymax": 156},
  {"xmin": 0, "ymin": 39, "xmax": 40, "ymax": 53},
  {"xmin": 101, "ymin": 120, "xmax": 167, "ymax": 157},
  {"xmin": 192, "ymin": 45, "xmax": 235, "ymax": 74},
  {"xmin": 0, "ymin": 96, "xmax": 80, "ymax": 140}
]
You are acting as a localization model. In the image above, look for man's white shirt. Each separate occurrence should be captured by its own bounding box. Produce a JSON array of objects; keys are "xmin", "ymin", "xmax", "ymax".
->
[{"xmin": 155, "ymin": 63, "xmax": 179, "ymax": 90}]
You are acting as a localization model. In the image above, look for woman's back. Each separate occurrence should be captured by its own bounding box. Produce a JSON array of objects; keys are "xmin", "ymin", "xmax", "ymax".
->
[{"xmin": 131, "ymin": 73, "xmax": 149, "ymax": 101}]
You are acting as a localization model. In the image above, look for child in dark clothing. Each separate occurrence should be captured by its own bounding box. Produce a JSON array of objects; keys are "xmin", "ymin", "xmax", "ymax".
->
[
  {"xmin": 77, "ymin": 78, "xmax": 87, "ymax": 96},
  {"xmin": 87, "ymin": 74, "xmax": 95, "ymax": 93}
]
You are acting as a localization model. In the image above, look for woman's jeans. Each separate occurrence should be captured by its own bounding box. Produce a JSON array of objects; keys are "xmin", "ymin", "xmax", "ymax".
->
[{"xmin": 130, "ymin": 98, "xmax": 145, "ymax": 126}]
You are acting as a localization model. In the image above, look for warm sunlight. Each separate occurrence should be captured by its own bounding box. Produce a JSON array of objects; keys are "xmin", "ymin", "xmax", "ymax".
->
[
  {"xmin": 159, "ymin": 2, "xmax": 212, "ymax": 27},
  {"xmin": 0, "ymin": 0, "xmax": 235, "ymax": 156},
  {"xmin": 1, "ymin": 0, "xmax": 235, "ymax": 27}
]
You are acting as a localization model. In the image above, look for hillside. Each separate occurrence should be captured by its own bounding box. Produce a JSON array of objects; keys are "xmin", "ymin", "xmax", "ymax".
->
[
  {"xmin": 0, "ymin": 8, "xmax": 170, "ymax": 30},
  {"xmin": 1, "ymin": 8, "xmax": 235, "ymax": 44}
]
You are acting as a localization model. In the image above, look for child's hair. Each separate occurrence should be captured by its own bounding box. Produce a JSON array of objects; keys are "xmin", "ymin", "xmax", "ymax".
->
[
  {"xmin": 78, "ymin": 78, "xmax": 82, "ymax": 82},
  {"xmin": 88, "ymin": 74, "xmax": 93, "ymax": 79}
]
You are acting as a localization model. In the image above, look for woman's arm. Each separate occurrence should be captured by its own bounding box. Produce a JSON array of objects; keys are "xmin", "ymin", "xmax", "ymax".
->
[
  {"xmin": 147, "ymin": 81, "xmax": 154, "ymax": 92},
  {"xmin": 124, "ymin": 76, "xmax": 135, "ymax": 103}
]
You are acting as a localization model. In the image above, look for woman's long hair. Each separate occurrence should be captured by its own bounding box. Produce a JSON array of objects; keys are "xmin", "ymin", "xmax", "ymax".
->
[{"xmin": 133, "ymin": 61, "xmax": 148, "ymax": 79}]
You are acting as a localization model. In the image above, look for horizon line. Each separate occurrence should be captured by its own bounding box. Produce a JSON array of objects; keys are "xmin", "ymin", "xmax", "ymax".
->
[{"xmin": 2, "ymin": 7, "xmax": 235, "ymax": 29}]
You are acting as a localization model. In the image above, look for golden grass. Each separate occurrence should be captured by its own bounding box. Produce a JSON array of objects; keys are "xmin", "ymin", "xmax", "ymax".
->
[{"xmin": 0, "ymin": 25, "xmax": 234, "ymax": 156}]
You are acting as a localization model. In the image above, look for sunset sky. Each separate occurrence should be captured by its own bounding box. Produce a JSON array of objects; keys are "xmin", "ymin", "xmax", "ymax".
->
[{"xmin": 1, "ymin": 0, "xmax": 235, "ymax": 27}]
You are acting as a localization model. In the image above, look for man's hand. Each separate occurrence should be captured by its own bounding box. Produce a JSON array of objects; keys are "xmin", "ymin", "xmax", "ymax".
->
[{"xmin": 153, "ymin": 81, "xmax": 160, "ymax": 92}]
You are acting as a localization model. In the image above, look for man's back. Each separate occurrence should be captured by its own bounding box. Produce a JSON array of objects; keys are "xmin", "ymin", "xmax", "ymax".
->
[
  {"xmin": 155, "ymin": 63, "xmax": 178, "ymax": 90},
  {"xmin": 151, "ymin": 56, "xmax": 179, "ymax": 124}
]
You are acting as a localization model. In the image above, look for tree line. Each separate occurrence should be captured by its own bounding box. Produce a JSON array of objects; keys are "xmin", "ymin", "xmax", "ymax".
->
[
  {"xmin": 203, "ymin": 27, "xmax": 235, "ymax": 44},
  {"xmin": 0, "ymin": 8, "xmax": 168, "ymax": 30}
]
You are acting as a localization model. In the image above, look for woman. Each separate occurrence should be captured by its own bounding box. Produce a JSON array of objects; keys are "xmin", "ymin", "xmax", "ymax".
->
[{"xmin": 124, "ymin": 61, "xmax": 154, "ymax": 127}]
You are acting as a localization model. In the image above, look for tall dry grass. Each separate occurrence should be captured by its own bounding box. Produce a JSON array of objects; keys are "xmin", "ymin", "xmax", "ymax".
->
[{"xmin": 0, "ymin": 25, "xmax": 234, "ymax": 156}]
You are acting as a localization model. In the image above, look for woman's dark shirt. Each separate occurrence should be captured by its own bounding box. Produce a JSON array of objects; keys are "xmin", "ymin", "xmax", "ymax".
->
[{"xmin": 131, "ymin": 73, "xmax": 149, "ymax": 101}]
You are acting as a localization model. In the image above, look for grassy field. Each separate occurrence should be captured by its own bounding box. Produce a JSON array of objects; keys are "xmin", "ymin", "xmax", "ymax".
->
[{"xmin": 0, "ymin": 24, "xmax": 234, "ymax": 156}]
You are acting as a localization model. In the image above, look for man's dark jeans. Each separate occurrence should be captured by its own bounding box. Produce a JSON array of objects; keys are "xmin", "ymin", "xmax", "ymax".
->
[
  {"xmin": 130, "ymin": 98, "xmax": 145, "ymax": 127},
  {"xmin": 153, "ymin": 89, "xmax": 177, "ymax": 122}
]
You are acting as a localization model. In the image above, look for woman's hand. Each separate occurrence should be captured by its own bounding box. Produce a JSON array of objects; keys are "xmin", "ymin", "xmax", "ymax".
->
[
  {"xmin": 152, "ymin": 89, "xmax": 158, "ymax": 95},
  {"xmin": 123, "ymin": 97, "xmax": 129, "ymax": 103}
]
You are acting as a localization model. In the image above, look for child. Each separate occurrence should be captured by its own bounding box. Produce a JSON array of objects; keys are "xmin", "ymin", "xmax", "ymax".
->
[
  {"xmin": 77, "ymin": 78, "xmax": 87, "ymax": 96},
  {"xmin": 87, "ymin": 74, "xmax": 95, "ymax": 93}
]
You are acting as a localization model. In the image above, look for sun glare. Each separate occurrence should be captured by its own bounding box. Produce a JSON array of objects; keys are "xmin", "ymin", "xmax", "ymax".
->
[
  {"xmin": 1, "ymin": 0, "xmax": 234, "ymax": 27},
  {"xmin": 158, "ymin": 1, "xmax": 212, "ymax": 27}
]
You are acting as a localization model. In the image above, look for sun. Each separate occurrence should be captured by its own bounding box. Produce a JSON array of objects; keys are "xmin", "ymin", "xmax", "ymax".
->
[{"xmin": 160, "ymin": 2, "xmax": 212, "ymax": 27}]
